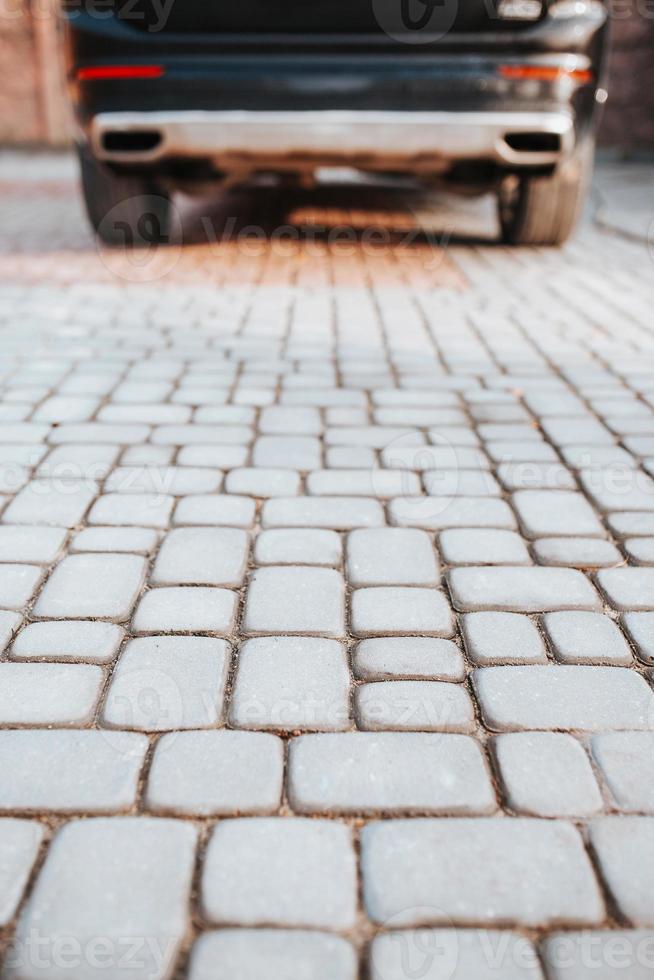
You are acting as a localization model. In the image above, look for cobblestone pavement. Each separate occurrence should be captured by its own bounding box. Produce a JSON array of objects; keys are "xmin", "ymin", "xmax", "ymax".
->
[{"xmin": 0, "ymin": 156, "xmax": 654, "ymax": 980}]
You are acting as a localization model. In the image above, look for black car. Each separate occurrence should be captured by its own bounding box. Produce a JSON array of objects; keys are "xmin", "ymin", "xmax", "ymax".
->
[{"xmin": 63, "ymin": 0, "xmax": 609, "ymax": 245}]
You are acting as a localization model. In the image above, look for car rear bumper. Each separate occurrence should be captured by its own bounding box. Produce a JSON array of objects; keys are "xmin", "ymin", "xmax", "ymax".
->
[{"xmin": 90, "ymin": 108, "xmax": 575, "ymax": 169}]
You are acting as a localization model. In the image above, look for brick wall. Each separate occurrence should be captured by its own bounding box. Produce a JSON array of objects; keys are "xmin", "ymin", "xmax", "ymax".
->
[{"xmin": 0, "ymin": 2, "xmax": 652, "ymax": 149}]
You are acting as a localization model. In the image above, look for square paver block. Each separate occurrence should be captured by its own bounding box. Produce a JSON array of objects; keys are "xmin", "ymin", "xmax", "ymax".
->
[
  {"xmin": 542, "ymin": 931, "xmax": 654, "ymax": 980},
  {"xmin": 152, "ymin": 527, "xmax": 249, "ymax": 587},
  {"xmin": 0, "ymin": 729, "xmax": 147, "ymax": 812},
  {"xmin": 346, "ymin": 528, "xmax": 440, "ymax": 586},
  {"xmin": 0, "ymin": 663, "xmax": 103, "ymax": 725},
  {"xmin": 8, "ymin": 817, "xmax": 198, "ymax": 980},
  {"xmin": 542, "ymin": 611, "xmax": 633, "ymax": 665},
  {"xmin": 370, "ymin": 930, "xmax": 543, "ymax": 980},
  {"xmin": 230, "ymin": 637, "xmax": 350, "ymax": 732},
  {"xmin": 11, "ymin": 621, "xmax": 124, "ymax": 663},
  {"xmin": 493, "ymin": 732, "xmax": 602, "ymax": 817},
  {"xmin": 261, "ymin": 496, "xmax": 384, "ymax": 530},
  {"xmin": 131, "ymin": 587, "xmax": 237, "ymax": 634},
  {"xmin": 473, "ymin": 666, "xmax": 654, "ymax": 732},
  {"xmin": 174, "ymin": 494, "xmax": 256, "ymax": 528},
  {"xmin": 449, "ymin": 567, "xmax": 601, "ymax": 612},
  {"xmin": 146, "ymin": 730, "xmax": 283, "ymax": 816},
  {"xmin": 351, "ymin": 588, "xmax": 454, "ymax": 637},
  {"xmin": 102, "ymin": 636, "xmax": 230, "ymax": 731},
  {"xmin": 439, "ymin": 529, "xmax": 531, "ymax": 566},
  {"xmin": 462, "ymin": 612, "xmax": 547, "ymax": 665},
  {"xmin": 590, "ymin": 817, "xmax": 654, "ymax": 926},
  {"xmin": 254, "ymin": 528, "xmax": 342, "ymax": 567},
  {"xmin": 0, "ymin": 526, "xmax": 66, "ymax": 564},
  {"xmin": 592, "ymin": 733, "xmax": 654, "ymax": 813},
  {"xmin": 623, "ymin": 612, "xmax": 654, "ymax": 664},
  {"xmin": 189, "ymin": 930, "xmax": 357, "ymax": 980},
  {"xmin": 361, "ymin": 818, "xmax": 604, "ymax": 927},
  {"xmin": 0, "ymin": 611, "xmax": 21, "ymax": 653},
  {"xmin": 34, "ymin": 554, "xmax": 147, "ymax": 621},
  {"xmin": 355, "ymin": 681, "xmax": 474, "ymax": 733},
  {"xmin": 354, "ymin": 637, "xmax": 465, "ymax": 681},
  {"xmin": 288, "ymin": 733, "xmax": 496, "ymax": 815},
  {"xmin": 512, "ymin": 490, "xmax": 605, "ymax": 538},
  {"xmin": 2, "ymin": 480, "xmax": 96, "ymax": 528},
  {"xmin": 243, "ymin": 567, "xmax": 345, "ymax": 637},
  {"xmin": 0, "ymin": 820, "xmax": 44, "ymax": 926},
  {"xmin": 201, "ymin": 818, "xmax": 357, "ymax": 930},
  {"xmin": 597, "ymin": 569, "xmax": 654, "ymax": 610},
  {"xmin": 0, "ymin": 564, "xmax": 43, "ymax": 611}
]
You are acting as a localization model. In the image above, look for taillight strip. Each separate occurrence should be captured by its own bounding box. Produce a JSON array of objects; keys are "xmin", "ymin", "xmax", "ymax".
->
[
  {"xmin": 499, "ymin": 65, "xmax": 594, "ymax": 83},
  {"xmin": 76, "ymin": 65, "xmax": 165, "ymax": 81}
]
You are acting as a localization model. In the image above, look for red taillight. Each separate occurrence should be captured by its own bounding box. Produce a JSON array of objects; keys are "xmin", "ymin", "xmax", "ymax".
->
[
  {"xmin": 76, "ymin": 65, "xmax": 165, "ymax": 81},
  {"xmin": 499, "ymin": 65, "xmax": 594, "ymax": 83}
]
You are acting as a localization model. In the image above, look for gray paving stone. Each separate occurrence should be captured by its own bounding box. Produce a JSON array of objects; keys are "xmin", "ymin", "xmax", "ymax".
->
[
  {"xmin": 230, "ymin": 636, "xmax": 350, "ymax": 731},
  {"xmin": 174, "ymin": 493, "xmax": 256, "ymax": 528},
  {"xmin": 579, "ymin": 468, "xmax": 654, "ymax": 512},
  {"xmin": 597, "ymin": 568, "xmax": 654, "ymax": 610},
  {"xmin": 462, "ymin": 612, "xmax": 547, "ymax": 665},
  {"xmin": 201, "ymin": 818, "xmax": 357, "ymax": 929},
  {"xmin": 188, "ymin": 930, "xmax": 357, "ymax": 980},
  {"xmin": 390, "ymin": 496, "xmax": 516, "ymax": 531},
  {"xmin": 347, "ymin": 528, "xmax": 439, "ymax": 586},
  {"xmin": 591, "ymin": 732, "xmax": 654, "ymax": 813},
  {"xmin": 103, "ymin": 636, "xmax": 230, "ymax": 731},
  {"xmin": 533, "ymin": 537, "xmax": 622, "ymax": 568},
  {"xmin": 440, "ymin": 528, "xmax": 531, "ymax": 566},
  {"xmin": 11, "ymin": 620, "xmax": 124, "ymax": 663},
  {"xmin": 152, "ymin": 527, "xmax": 249, "ymax": 587},
  {"xmin": 177, "ymin": 445, "xmax": 249, "ymax": 468},
  {"xmin": 590, "ymin": 817, "xmax": 654, "ymax": 926},
  {"xmin": 225, "ymin": 467, "xmax": 301, "ymax": 497},
  {"xmin": 423, "ymin": 468, "xmax": 501, "ymax": 497},
  {"xmin": 254, "ymin": 528, "xmax": 342, "ymax": 566},
  {"xmin": 0, "ymin": 609, "xmax": 21, "ymax": 653},
  {"xmin": 354, "ymin": 637, "xmax": 465, "ymax": 681},
  {"xmin": 105, "ymin": 465, "xmax": 223, "ymax": 496},
  {"xmin": 382, "ymin": 445, "xmax": 489, "ymax": 471},
  {"xmin": 356, "ymin": 681, "xmax": 474, "ymax": 732},
  {"xmin": 0, "ymin": 662, "xmax": 103, "ymax": 724},
  {"xmin": 288, "ymin": 732, "xmax": 496, "ymax": 815},
  {"xmin": 361, "ymin": 818, "xmax": 604, "ymax": 927},
  {"xmin": 131, "ymin": 587, "xmax": 238, "ymax": 634},
  {"xmin": 623, "ymin": 612, "xmax": 654, "ymax": 663},
  {"xmin": 253, "ymin": 435, "xmax": 322, "ymax": 470},
  {"xmin": 2, "ymin": 480, "xmax": 96, "ymax": 527},
  {"xmin": 449, "ymin": 567, "xmax": 601, "ymax": 612},
  {"xmin": 0, "ymin": 729, "xmax": 147, "ymax": 812},
  {"xmin": 325, "ymin": 446, "xmax": 376, "ymax": 468},
  {"xmin": 308, "ymin": 468, "xmax": 421, "ymax": 497},
  {"xmin": 0, "ymin": 563, "xmax": 42, "ymax": 610},
  {"xmin": 486, "ymin": 441, "xmax": 559, "ymax": 463},
  {"xmin": 34, "ymin": 553, "xmax": 147, "ymax": 621},
  {"xmin": 370, "ymin": 930, "xmax": 543, "ymax": 980},
  {"xmin": 512, "ymin": 491, "xmax": 605, "ymax": 538},
  {"xmin": 146, "ymin": 730, "xmax": 283, "ymax": 815},
  {"xmin": 542, "ymin": 931, "xmax": 654, "ymax": 980},
  {"xmin": 351, "ymin": 587, "xmax": 454, "ymax": 637},
  {"xmin": 608, "ymin": 512, "xmax": 654, "ymax": 537},
  {"xmin": 262, "ymin": 495, "xmax": 384, "ymax": 529},
  {"xmin": 497, "ymin": 461, "xmax": 576, "ymax": 492},
  {"xmin": 542, "ymin": 611, "xmax": 633, "ymax": 665},
  {"xmin": 243, "ymin": 567, "xmax": 345, "ymax": 637},
  {"xmin": 8, "ymin": 817, "xmax": 197, "ymax": 980},
  {"xmin": 625, "ymin": 537, "xmax": 654, "ymax": 564},
  {"xmin": 493, "ymin": 732, "xmax": 602, "ymax": 817},
  {"xmin": 88, "ymin": 492, "xmax": 174, "ymax": 529},
  {"xmin": 259, "ymin": 406, "xmax": 322, "ymax": 434},
  {"xmin": 473, "ymin": 665, "xmax": 654, "ymax": 731},
  {"xmin": 0, "ymin": 526, "xmax": 67, "ymax": 563},
  {"xmin": 71, "ymin": 526, "xmax": 159, "ymax": 554},
  {"xmin": 0, "ymin": 819, "xmax": 44, "ymax": 926}
]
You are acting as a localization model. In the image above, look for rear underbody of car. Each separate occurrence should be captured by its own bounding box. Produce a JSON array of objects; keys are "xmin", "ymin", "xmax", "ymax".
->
[{"xmin": 63, "ymin": 0, "xmax": 610, "ymax": 245}]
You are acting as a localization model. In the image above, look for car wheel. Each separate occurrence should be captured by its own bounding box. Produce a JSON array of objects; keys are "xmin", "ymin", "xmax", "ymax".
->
[
  {"xmin": 497, "ymin": 139, "xmax": 595, "ymax": 247},
  {"xmin": 77, "ymin": 144, "xmax": 172, "ymax": 246}
]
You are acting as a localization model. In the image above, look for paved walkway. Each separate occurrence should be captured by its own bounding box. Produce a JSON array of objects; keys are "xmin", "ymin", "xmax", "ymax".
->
[{"xmin": 0, "ymin": 156, "xmax": 653, "ymax": 980}]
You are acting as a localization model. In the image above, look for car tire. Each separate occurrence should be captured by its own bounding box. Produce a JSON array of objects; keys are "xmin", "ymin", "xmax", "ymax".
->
[
  {"xmin": 77, "ymin": 144, "xmax": 172, "ymax": 246},
  {"xmin": 498, "ymin": 139, "xmax": 594, "ymax": 246}
]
